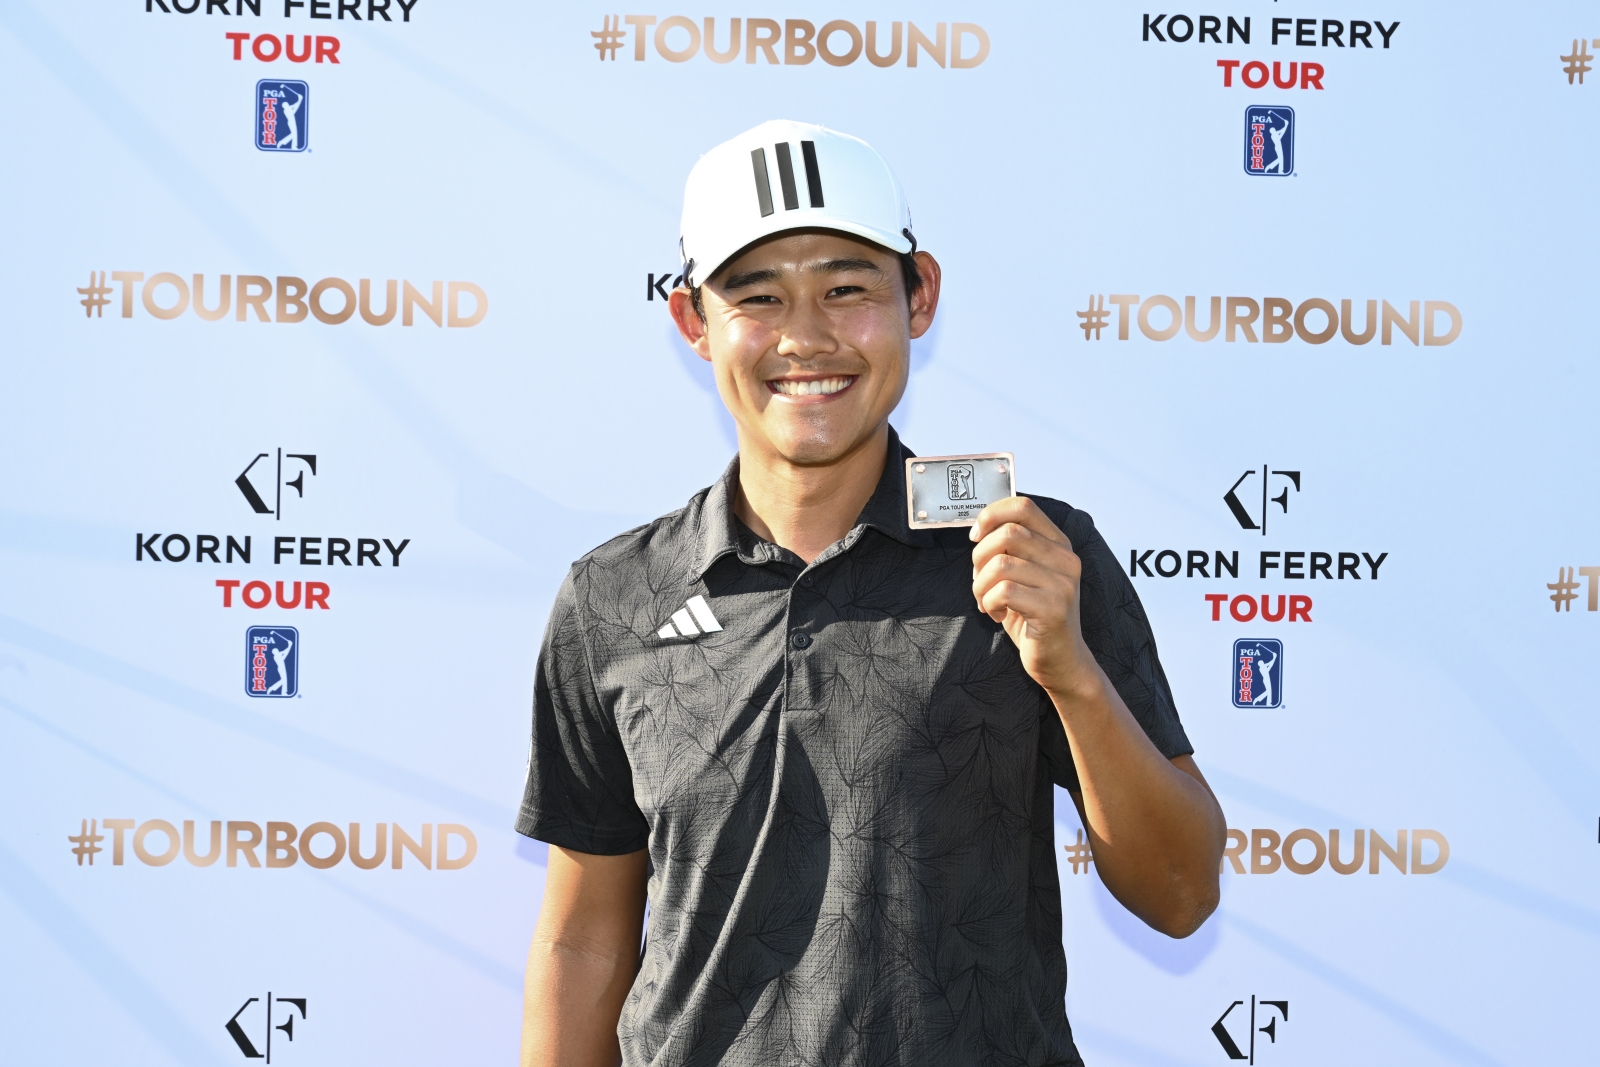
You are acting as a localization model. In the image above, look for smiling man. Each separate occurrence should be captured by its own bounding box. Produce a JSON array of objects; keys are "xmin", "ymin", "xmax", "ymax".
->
[{"xmin": 517, "ymin": 120, "xmax": 1226, "ymax": 1067}]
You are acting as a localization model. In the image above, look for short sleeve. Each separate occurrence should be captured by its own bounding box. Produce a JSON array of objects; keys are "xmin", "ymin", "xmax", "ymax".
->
[
  {"xmin": 515, "ymin": 569, "xmax": 650, "ymax": 854},
  {"xmin": 1028, "ymin": 498, "xmax": 1193, "ymax": 791}
]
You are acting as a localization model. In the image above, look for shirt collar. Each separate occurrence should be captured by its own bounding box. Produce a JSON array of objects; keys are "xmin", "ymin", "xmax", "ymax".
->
[
  {"xmin": 854, "ymin": 425, "xmax": 934, "ymax": 550},
  {"xmin": 694, "ymin": 425, "xmax": 934, "ymax": 577},
  {"xmin": 695, "ymin": 458, "xmax": 760, "ymax": 575}
]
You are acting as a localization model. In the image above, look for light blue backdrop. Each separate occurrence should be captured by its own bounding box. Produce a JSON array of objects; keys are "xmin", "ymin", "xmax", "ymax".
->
[{"xmin": 1, "ymin": 1, "xmax": 1595, "ymax": 1064}]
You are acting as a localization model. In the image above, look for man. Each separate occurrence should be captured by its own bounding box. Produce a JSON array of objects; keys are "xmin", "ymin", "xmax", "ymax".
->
[{"xmin": 518, "ymin": 120, "xmax": 1225, "ymax": 1067}]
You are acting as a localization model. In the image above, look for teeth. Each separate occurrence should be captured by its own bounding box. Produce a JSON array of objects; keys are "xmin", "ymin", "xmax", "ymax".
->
[{"xmin": 772, "ymin": 376, "xmax": 853, "ymax": 396}]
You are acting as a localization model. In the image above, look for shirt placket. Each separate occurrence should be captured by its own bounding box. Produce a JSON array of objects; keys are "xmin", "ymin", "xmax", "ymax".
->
[{"xmin": 779, "ymin": 527, "xmax": 865, "ymax": 721}]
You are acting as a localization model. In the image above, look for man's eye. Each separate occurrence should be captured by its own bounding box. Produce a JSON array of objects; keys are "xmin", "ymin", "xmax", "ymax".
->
[
  {"xmin": 740, "ymin": 295, "xmax": 781, "ymax": 306},
  {"xmin": 828, "ymin": 285, "xmax": 865, "ymax": 297}
]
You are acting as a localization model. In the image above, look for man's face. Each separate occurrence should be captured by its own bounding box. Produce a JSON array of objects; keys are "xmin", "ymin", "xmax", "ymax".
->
[{"xmin": 670, "ymin": 230, "xmax": 940, "ymax": 467}]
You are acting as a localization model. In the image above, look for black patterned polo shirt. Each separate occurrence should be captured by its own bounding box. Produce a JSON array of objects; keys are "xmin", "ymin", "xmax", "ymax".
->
[{"xmin": 516, "ymin": 427, "xmax": 1191, "ymax": 1067}]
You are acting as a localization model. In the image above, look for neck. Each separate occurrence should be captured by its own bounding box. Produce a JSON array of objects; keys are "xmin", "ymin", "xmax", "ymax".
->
[{"xmin": 733, "ymin": 425, "xmax": 890, "ymax": 564}]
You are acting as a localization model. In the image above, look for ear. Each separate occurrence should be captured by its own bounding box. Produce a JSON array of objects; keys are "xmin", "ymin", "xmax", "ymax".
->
[
  {"xmin": 907, "ymin": 251, "xmax": 942, "ymax": 340},
  {"xmin": 668, "ymin": 288, "xmax": 712, "ymax": 362}
]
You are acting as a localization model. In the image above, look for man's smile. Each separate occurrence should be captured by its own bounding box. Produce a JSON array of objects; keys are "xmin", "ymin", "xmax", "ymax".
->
[{"xmin": 767, "ymin": 375, "xmax": 858, "ymax": 398}]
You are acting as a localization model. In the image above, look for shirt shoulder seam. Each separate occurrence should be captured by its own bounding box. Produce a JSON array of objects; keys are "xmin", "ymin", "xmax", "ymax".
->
[
  {"xmin": 563, "ymin": 562, "xmax": 622, "ymax": 743},
  {"xmin": 573, "ymin": 486, "xmax": 714, "ymax": 568}
]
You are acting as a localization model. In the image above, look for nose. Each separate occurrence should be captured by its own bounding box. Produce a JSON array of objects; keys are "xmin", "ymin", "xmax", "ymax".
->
[{"xmin": 774, "ymin": 299, "xmax": 838, "ymax": 362}]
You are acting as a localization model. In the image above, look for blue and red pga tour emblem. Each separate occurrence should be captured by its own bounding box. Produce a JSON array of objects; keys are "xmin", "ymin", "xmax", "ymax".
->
[
  {"xmin": 256, "ymin": 79, "xmax": 308, "ymax": 152},
  {"xmin": 1243, "ymin": 106, "xmax": 1293, "ymax": 176},
  {"xmin": 1233, "ymin": 639, "xmax": 1283, "ymax": 708},
  {"xmin": 246, "ymin": 626, "xmax": 299, "ymax": 698}
]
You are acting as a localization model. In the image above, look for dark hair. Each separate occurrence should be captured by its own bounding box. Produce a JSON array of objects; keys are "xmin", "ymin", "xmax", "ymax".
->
[{"xmin": 689, "ymin": 251, "xmax": 922, "ymax": 323}]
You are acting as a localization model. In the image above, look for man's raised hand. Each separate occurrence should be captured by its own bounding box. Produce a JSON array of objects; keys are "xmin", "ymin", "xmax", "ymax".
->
[{"xmin": 969, "ymin": 497, "xmax": 1100, "ymax": 699}]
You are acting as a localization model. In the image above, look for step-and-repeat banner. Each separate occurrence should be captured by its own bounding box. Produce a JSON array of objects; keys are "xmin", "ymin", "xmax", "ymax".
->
[{"xmin": 1, "ymin": 2, "xmax": 1595, "ymax": 1064}]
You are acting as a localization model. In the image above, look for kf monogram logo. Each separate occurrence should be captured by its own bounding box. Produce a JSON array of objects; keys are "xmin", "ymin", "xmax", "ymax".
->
[
  {"xmin": 1212, "ymin": 996, "xmax": 1287, "ymax": 1062},
  {"xmin": 1223, "ymin": 466, "xmax": 1301, "ymax": 534},
  {"xmin": 225, "ymin": 993, "xmax": 307, "ymax": 1061},
  {"xmin": 236, "ymin": 449, "xmax": 317, "ymax": 519}
]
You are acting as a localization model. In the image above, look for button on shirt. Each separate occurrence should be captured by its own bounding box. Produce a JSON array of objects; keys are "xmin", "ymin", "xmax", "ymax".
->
[{"xmin": 517, "ymin": 429, "xmax": 1191, "ymax": 1067}]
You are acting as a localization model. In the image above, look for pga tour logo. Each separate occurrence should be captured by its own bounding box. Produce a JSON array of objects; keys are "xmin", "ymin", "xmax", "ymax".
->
[
  {"xmin": 246, "ymin": 626, "xmax": 298, "ymax": 697},
  {"xmin": 1243, "ymin": 106, "xmax": 1293, "ymax": 176},
  {"xmin": 1233, "ymin": 639, "xmax": 1282, "ymax": 708},
  {"xmin": 947, "ymin": 463, "xmax": 975, "ymax": 500},
  {"xmin": 256, "ymin": 80, "xmax": 308, "ymax": 152}
]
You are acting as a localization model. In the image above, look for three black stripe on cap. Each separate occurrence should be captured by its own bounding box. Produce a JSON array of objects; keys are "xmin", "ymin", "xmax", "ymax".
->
[{"xmin": 751, "ymin": 141, "xmax": 824, "ymax": 218}]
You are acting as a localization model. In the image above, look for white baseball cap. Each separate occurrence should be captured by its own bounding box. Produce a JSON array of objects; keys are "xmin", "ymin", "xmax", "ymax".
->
[{"xmin": 679, "ymin": 119, "xmax": 914, "ymax": 289}]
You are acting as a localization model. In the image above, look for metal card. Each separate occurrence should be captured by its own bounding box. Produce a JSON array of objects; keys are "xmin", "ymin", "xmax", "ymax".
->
[{"xmin": 906, "ymin": 453, "xmax": 1016, "ymax": 529}]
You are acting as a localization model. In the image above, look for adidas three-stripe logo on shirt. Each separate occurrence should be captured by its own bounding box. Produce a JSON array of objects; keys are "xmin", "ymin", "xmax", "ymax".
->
[{"xmin": 657, "ymin": 595, "xmax": 723, "ymax": 639}]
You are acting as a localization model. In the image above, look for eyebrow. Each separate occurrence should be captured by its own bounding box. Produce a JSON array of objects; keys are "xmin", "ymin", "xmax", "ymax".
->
[
  {"xmin": 722, "ymin": 267, "xmax": 782, "ymax": 290},
  {"xmin": 812, "ymin": 258, "xmax": 883, "ymax": 275},
  {"xmin": 721, "ymin": 258, "xmax": 884, "ymax": 290}
]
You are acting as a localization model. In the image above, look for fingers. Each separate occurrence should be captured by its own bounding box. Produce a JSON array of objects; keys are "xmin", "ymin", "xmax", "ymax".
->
[
  {"xmin": 972, "ymin": 552, "xmax": 1071, "ymax": 615},
  {"xmin": 975, "ymin": 572, "xmax": 1070, "ymax": 625},
  {"xmin": 969, "ymin": 500, "xmax": 1082, "ymax": 628},
  {"xmin": 969, "ymin": 496, "xmax": 1070, "ymax": 547},
  {"xmin": 971, "ymin": 519, "xmax": 1080, "ymax": 576}
]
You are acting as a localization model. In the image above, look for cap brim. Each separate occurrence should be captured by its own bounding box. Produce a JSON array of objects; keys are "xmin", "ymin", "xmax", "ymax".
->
[{"xmin": 697, "ymin": 220, "xmax": 914, "ymax": 287}]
